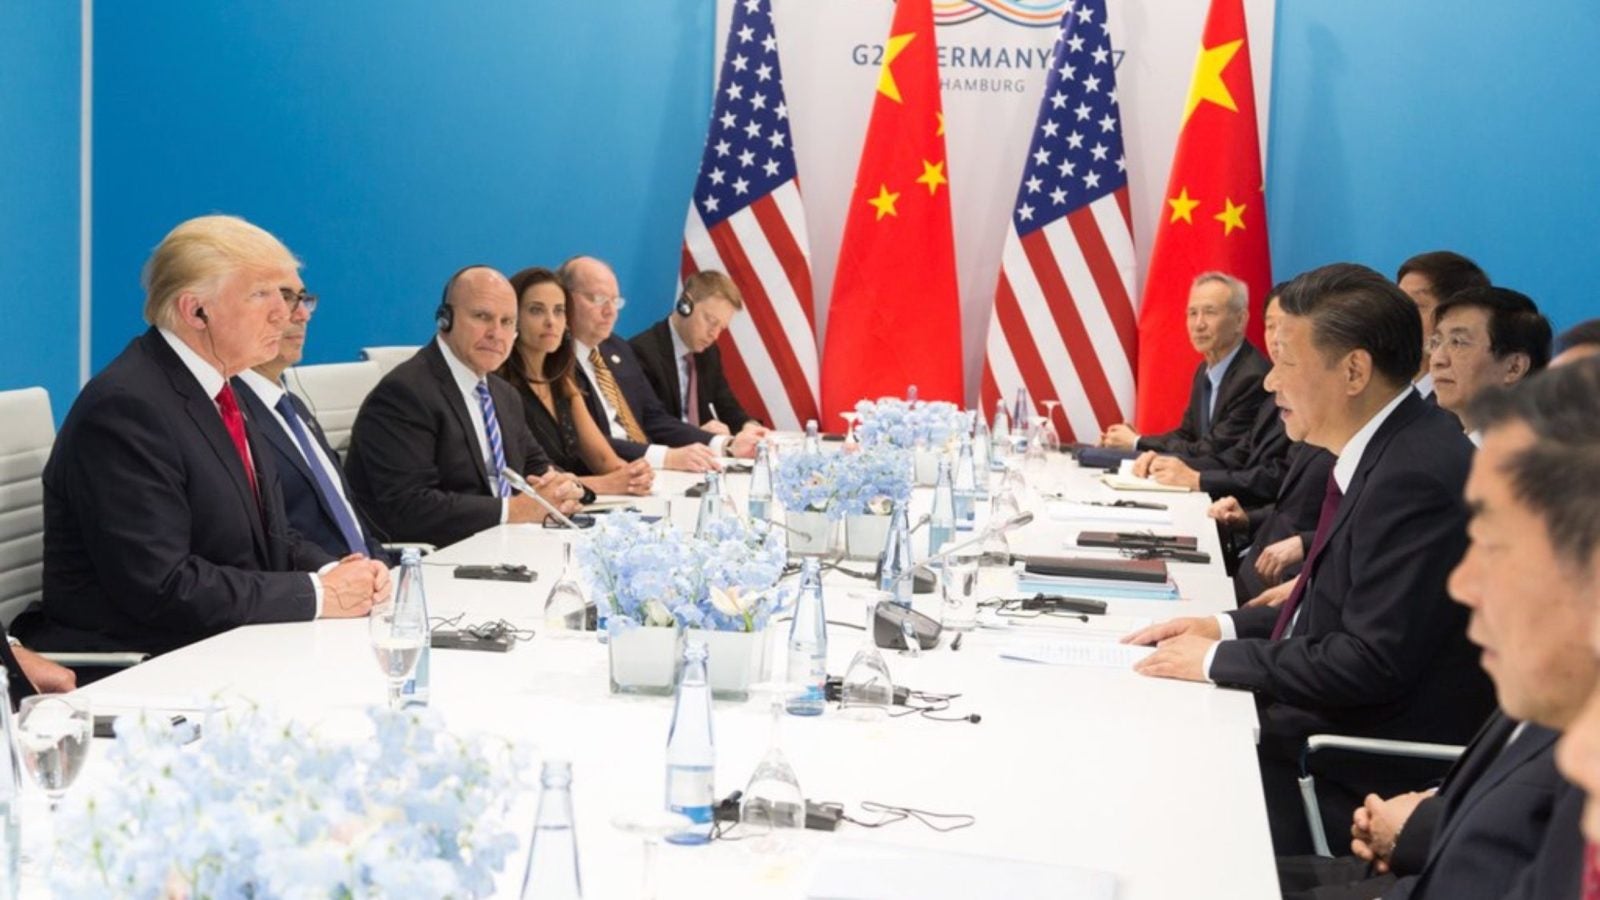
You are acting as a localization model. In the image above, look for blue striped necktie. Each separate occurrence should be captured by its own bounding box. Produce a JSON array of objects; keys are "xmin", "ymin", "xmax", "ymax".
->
[{"xmin": 475, "ymin": 381, "xmax": 511, "ymax": 498}]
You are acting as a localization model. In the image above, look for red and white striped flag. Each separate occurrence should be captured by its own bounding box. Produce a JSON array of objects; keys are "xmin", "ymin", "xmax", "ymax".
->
[
  {"xmin": 980, "ymin": 0, "xmax": 1137, "ymax": 441},
  {"xmin": 681, "ymin": 0, "xmax": 820, "ymax": 431}
]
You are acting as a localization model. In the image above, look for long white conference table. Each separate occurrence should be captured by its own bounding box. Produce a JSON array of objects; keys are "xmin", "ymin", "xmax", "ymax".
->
[{"xmin": 64, "ymin": 454, "xmax": 1279, "ymax": 899}]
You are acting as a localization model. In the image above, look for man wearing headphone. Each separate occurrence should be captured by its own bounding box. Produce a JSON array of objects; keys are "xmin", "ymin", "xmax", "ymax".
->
[
  {"xmin": 630, "ymin": 269, "xmax": 767, "ymax": 441},
  {"xmin": 345, "ymin": 266, "xmax": 585, "ymax": 548},
  {"xmin": 22, "ymin": 215, "xmax": 390, "ymax": 661}
]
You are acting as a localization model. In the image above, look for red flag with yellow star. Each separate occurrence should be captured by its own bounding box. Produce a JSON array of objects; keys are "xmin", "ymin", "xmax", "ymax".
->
[
  {"xmin": 1132, "ymin": 0, "xmax": 1270, "ymax": 432},
  {"xmin": 820, "ymin": 0, "xmax": 962, "ymax": 424}
]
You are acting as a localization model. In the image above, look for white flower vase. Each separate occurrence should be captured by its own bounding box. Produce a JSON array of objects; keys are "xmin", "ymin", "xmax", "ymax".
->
[
  {"xmin": 785, "ymin": 510, "xmax": 834, "ymax": 557},
  {"xmin": 699, "ymin": 628, "xmax": 767, "ymax": 701},
  {"xmin": 913, "ymin": 447, "xmax": 941, "ymax": 486},
  {"xmin": 845, "ymin": 513, "xmax": 892, "ymax": 561},
  {"xmin": 607, "ymin": 624, "xmax": 683, "ymax": 696}
]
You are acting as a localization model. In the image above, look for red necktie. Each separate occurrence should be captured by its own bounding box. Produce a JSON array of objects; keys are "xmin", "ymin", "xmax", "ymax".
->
[
  {"xmin": 1270, "ymin": 471, "xmax": 1343, "ymax": 640},
  {"xmin": 684, "ymin": 352, "xmax": 701, "ymax": 427},
  {"xmin": 1584, "ymin": 842, "xmax": 1600, "ymax": 900},
  {"xmin": 215, "ymin": 383, "xmax": 259, "ymax": 500}
]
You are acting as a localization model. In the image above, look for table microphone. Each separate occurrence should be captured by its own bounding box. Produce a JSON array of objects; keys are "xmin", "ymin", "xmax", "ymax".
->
[{"xmin": 500, "ymin": 467, "xmax": 582, "ymax": 530}]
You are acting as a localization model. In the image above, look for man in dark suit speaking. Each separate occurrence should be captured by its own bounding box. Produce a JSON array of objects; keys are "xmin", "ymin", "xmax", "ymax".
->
[
  {"xmin": 1100, "ymin": 271, "xmax": 1270, "ymax": 457},
  {"xmin": 234, "ymin": 283, "xmax": 392, "ymax": 562},
  {"xmin": 630, "ymin": 269, "xmax": 767, "ymax": 439},
  {"xmin": 20, "ymin": 215, "xmax": 390, "ymax": 657},
  {"xmin": 345, "ymin": 266, "xmax": 583, "ymax": 549},
  {"xmin": 1126, "ymin": 263, "xmax": 1494, "ymax": 854}
]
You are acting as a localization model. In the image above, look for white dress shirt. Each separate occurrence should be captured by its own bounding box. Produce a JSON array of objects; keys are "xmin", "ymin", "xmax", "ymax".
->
[
  {"xmin": 157, "ymin": 329, "xmax": 326, "ymax": 614},
  {"xmin": 1203, "ymin": 385, "xmax": 1416, "ymax": 677},
  {"xmin": 435, "ymin": 336, "xmax": 510, "ymax": 524},
  {"xmin": 1414, "ymin": 371, "xmax": 1435, "ymax": 399}
]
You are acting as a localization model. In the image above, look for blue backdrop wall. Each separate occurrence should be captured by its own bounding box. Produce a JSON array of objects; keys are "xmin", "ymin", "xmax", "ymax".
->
[
  {"xmin": 0, "ymin": 4, "xmax": 81, "ymax": 408},
  {"xmin": 1266, "ymin": 0, "xmax": 1600, "ymax": 321},
  {"xmin": 90, "ymin": 0, "xmax": 716, "ymax": 370},
  {"xmin": 2, "ymin": 1, "xmax": 1595, "ymax": 406}
]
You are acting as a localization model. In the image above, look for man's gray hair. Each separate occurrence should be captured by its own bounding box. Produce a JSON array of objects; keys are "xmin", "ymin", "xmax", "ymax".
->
[{"xmin": 1193, "ymin": 271, "xmax": 1249, "ymax": 317}]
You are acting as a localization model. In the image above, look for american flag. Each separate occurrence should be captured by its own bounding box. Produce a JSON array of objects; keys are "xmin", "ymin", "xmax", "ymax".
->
[
  {"xmin": 980, "ymin": 0, "xmax": 1137, "ymax": 442},
  {"xmin": 681, "ymin": 0, "xmax": 820, "ymax": 431}
]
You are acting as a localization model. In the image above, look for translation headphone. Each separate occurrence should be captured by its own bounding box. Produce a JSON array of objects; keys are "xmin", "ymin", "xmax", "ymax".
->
[
  {"xmin": 435, "ymin": 263, "xmax": 495, "ymax": 332},
  {"xmin": 675, "ymin": 290, "xmax": 695, "ymax": 318},
  {"xmin": 195, "ymin": 306, "xmax": 209, "ymax": 323}
]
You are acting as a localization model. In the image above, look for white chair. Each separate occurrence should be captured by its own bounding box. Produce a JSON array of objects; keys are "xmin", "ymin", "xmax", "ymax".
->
[
  {"xmin": 1297, "ymin": 734, "xmax": 1465, "ymax": 856},
  {"xmin": 360, "ymin": 345, "xmax": 420, "ymax": 377},
  {"xmin": 0, "ymin": 388, "xmax": 55, "ymax": 628},
  {"xmin": 283, "ymin": 361, "xmax": 384, "ymax": 459}
]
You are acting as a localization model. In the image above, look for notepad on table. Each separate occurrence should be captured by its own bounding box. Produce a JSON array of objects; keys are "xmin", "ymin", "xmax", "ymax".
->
[
  {"xmin": 998, "ymin": 637, "xmax": 1153, "ymax": 669},
  {"xmin": 1048, "ymin": 501, "xmax": 1175, "ymax": 527}
]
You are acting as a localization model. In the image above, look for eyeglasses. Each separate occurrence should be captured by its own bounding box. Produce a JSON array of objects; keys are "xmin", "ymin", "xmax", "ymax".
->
[
  {"xmin": 578, "ymin": 291, "xmax": 626, "ymax": 311},
  {"xmin": 279, "ymin": 287, "xmax": 319, "ymax": 313}
]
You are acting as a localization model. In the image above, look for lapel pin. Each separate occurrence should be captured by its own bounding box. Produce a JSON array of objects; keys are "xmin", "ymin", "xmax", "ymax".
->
[{"xmin": 610, "ymin": 354, "xmax": 621, "ymax": 365}]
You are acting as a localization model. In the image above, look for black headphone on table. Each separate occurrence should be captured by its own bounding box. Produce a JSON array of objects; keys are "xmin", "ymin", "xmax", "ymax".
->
[
  {"xmin": 675, "ymin": 289, "xmax": 695, "ymax": 318},
  {"xmin": 435, "ymin": 263, "xmax": 495, "ymax": 332}
]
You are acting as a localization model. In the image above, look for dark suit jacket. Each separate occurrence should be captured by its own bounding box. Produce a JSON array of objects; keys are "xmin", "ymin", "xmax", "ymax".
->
[
  {"xmin": 1385, "ymin": 714, "xmax": 1579, "ymax": 900},
  {"xmin": 1186, "ymin": 393, "xmax": 1290, "ymax": 507},
  {"xmin": 345, "ymin": 340, "xmax": 552, "ymax": 548},
  {"xmin": 1137, "ymin": 340, "xmax": 1270, "ymax": 457},
  {"xmin": 574, "ymin": 335, "xmax": 714, "ymax": 461},
  {"xmin": 1234, "ymin": 442, "xmax": 1338, "ymax": 601},
  {"xmin": 233, "ymin": 377, "xmax": 392, "ymax": 562},
  {"xmin": 19, "ymin": 329, "xmax": 333, "ymax": 656},
  {"xmin": 629, "ymin": 318, "xmax": 757, "ymax": 433},
  {"xmin": 1211, "ymin": 393, "xmax": 1493, "ymax": 772}
]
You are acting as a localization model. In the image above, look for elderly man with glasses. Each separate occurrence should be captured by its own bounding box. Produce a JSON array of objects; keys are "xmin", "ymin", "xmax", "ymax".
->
[{"xmin": 558, "ymin": 255, "xmax": 759, "ymax": 472}]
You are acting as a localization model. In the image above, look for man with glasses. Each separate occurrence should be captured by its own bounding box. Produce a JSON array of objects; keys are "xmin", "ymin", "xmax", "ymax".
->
[
  {"xmin": 1426, "ymin": 286, "xmax": 1551, "ymax": 441},
  {"xmin": 233, "ymin": 286, "xmax": 393, "ymax": 561},
  {"xmin": 559, "ymin": 256, "xmax": 759, "ymax": 472},
  {"xmin": 18, "ymin": 215, "xmax": 390, "ymax": 660}
]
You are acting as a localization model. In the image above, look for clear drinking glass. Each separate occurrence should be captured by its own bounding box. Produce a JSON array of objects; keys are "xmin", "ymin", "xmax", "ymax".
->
[
  {"xmin": 839, "ymin": 411, "xmax": 861, "ymax": 445},
  {"xmin": 369, "ymin": 599, "xmax": 426, "ymax": 709},
  {"xmin": 1038, "ymin": 401, "xmax": 1063, "ymax": 453},
  {"xmin": 740, "ymin": 696, "xmax": 807, "ymax": 850},
  {"xmin": 940, "ymin": 547, "xmax": 982, "ymax": 631},
  {"xmin": 545, "ymin": 541, "xmax": 590, "ymax": 631},
  {"xmin": 610, "ymin": 809, "xmax": 690, "ymax": 899},
  {"xmin": 839, "ymin": 591, "xmax": 895, "ymax": 717},
  {"xmin": 16, "ymin": 695, "xmax": 92, "ymax": 813}
]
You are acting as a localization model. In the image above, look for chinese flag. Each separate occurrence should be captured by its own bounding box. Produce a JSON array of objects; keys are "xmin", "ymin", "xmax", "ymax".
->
[
  {"xmin": 1133, "ymin": 0, "xmax": 1271, "ymax": 433},
  {"xmin": 820, "ymin": 0, "xmax": 962, "ymax": 425}
]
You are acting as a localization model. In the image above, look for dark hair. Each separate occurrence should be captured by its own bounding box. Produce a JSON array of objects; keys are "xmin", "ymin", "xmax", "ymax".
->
[
  {"xmin": 1278, "ymin": 263, "xmax": 1422, "ymax": 386},
  {"xmin": 1267, "ymin": 281, "xmax": 1292, "ymax": 301},
  {"xmin": 1396, "ymin": 251, "xmax": 1490, "ymax": 300},
  {"xmin": 1467, "ymin": 357, "xmax": 1600, "ymax": 573},
  {"xmin": 500, "ymin": 266, "xmax": 577, "ymax": 397},
  {"xmin": 1556, "ymin": 318, "xmax": 1600, "ymax": 354},
  {"xmin": 1433, "ymin": 286, "xmax": 1552, "ymax": 372}
]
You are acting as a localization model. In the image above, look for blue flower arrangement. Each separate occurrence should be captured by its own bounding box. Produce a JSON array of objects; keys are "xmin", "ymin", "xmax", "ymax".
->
[
  {"xmin": 579, "ymin": 512, "xmax": 787, "ymax": 633},
  {"xmin": 51, "ymin": 705, "xmax": 526, "ymax": 899},
  {"xmin": 831, "ymin": 445, "xmax": 913, "ymax": 516},
  {"xmin": 773, "ymin": 449, "xmax": 841, "ymax": 516},
  {"xmin": 854, "ymin": 397, "xmax": 967, "ymax": 450}
]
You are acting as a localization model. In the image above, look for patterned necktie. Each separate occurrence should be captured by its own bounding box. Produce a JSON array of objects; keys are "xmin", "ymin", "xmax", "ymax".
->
[
  {"xmin": 1584, "ymin": 842, "xmax": 1600, "ymax": 900},
  {"xmin": 1270, "ymin": 471, "xmax": 1344, "ymax": 640},
  {"xmin": 215, "ymin": 383, "xmax": 259, "ymax": 501},
  {"xmin": 474, "ymin": 381, "xmax": 511, "ymax": 498},
  {"xmin": 588, "ymin": 348, "xmax": 648, "ymax": 443},
  {"xmin": 274, "ymin": 392, "xmax": 367, "ymax": 555},
  {"xmin": 683, "ymin": 352, "xmax": 701, "ymax": 427}
]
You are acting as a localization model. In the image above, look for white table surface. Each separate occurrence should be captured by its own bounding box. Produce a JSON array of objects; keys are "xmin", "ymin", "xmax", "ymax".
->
[{"xmin": 66, "ymin": 455, "xmax": 1278, "ymax": 899}]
